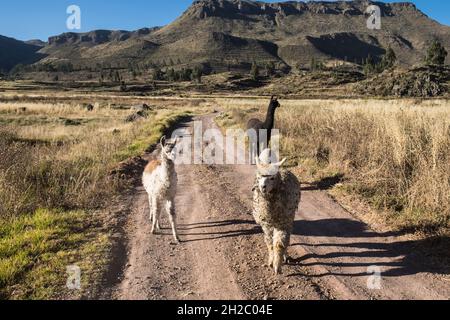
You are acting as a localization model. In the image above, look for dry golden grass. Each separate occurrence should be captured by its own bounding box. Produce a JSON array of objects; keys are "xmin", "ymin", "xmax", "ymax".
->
[
  {"xmin": 0, "ymin": 97, "xmax": 196, "ymax": 299},
  {"xmin": 216, "ymin": 98, "xmax": 450, "ymax": 234},
  {"xmin": 0, "ymin": 101, "xmax": 194, "ymax": 219}
]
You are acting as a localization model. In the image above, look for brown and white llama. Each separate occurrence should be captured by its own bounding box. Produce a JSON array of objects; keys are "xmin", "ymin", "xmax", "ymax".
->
[{"xmin": 143, "ymin": 136, "xmax": 180, "ymax": 243}]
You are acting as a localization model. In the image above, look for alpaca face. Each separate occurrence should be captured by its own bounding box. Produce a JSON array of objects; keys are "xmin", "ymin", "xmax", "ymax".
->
[
  {"xmin": 255, "ymin": 149, "xmax": 286, "ymax": 195},
  {"xmin": 256, "ymin": 171, "xmax": 280, "ymax": 195}
]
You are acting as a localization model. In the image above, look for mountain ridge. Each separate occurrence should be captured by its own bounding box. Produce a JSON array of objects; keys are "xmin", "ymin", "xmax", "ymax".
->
[{"xmin": 1, "ymin": 0, "xmax": 449, "ymax": 76}]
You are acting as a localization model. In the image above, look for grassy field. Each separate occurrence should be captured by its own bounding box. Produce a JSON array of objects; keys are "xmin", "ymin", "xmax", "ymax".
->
[
  {"xmin": 0, "ymin": 97, "xmax": 196, "ymax": 299},
  {"xmin": 216, "ymin": 98, "xmax": 450, "ymax": 235},
  {"xmin": 1, "ymin": 92, "xmax": 449, "ymax": 298}
]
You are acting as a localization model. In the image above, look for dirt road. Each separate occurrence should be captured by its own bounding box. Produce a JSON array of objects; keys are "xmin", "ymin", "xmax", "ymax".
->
[{"xmin": 100, "ymin": 114, "xmax": 449, "ymax": 300}]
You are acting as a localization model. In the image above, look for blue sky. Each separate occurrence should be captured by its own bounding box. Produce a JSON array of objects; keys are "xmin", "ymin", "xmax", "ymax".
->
[{"xmin": 0, "ymin": 0, "xmax": 448, "ymax": 41}]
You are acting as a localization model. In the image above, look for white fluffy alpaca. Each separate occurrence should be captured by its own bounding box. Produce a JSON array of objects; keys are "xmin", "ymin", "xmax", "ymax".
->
[
  {"xmin": 143, "ymin": 136, "xmax": 180, "ymax": 243},
  {"xmin": 252, "ymin": 149, "xmax": 301, "ymax": 274}
]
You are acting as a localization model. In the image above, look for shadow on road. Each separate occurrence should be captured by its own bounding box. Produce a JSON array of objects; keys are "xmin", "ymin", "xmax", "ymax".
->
[
  {"xmin": 289, "ymin": 218, "xmax": 450, "ymax": 278},
  {"xmin": 179, "ymin": 219, "xmax": 262, "ymax": 243},
  {"xmin": 301, "ymin": 174, "xmax": 345, "ymax": 191}
]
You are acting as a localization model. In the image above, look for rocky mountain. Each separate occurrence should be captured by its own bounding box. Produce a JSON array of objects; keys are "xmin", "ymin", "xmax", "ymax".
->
[{"xmin": 3, "ymin": 0, "xmax": 450, "ymax": 75}]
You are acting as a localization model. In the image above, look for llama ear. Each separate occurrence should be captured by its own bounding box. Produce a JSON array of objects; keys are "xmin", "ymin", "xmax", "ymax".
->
[
  {"xmin": 160, "ymin": 136, "xmax": 166, "ymax": 147},
  {"xmin": 255, "ymin": 156, "xmax": 261, "ymax": 167},
  {"xmin": 275, "ymin": 158, "xmax": 287, "ymax": 167},
  {"xmin": 271, "ymin": 95, "xmax": 275, "ymax": 101}
]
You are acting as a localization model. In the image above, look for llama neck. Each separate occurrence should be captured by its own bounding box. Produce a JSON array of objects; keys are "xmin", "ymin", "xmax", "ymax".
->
[
  {"xmin": 264, "ymin": 105, "xmax": 276, "ymax": 129},
  {"xmin": 161, "ymin": 157, "xmax": 174, "ymax": 171}
]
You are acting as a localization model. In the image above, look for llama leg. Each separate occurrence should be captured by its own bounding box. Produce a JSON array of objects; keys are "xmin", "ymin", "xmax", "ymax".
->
[
  {"xmin": 273, "ymin": 229, "xmax": 289, "ymax": 275},
  {"xmin": 149, "ymin": 195, "xmax": 160, "ymax": 231},
  {"xmin": 151, "ymin": 198, "xmax": 161, "ymax": 234},
  {"xmin": 262, "ymin": 226, "xmax": 274, "ymax": 268},
  {"xmin": 148, "ymin": 195, "xmax": 153, "ymax": 222},
  {"xmin": 166, "ymin": 200, "xmax": 180, "ymax": 243}
]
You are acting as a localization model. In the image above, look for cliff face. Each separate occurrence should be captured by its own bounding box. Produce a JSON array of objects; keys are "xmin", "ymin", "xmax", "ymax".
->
[
  {"xmin": 150, "ymin": 0, "xmax": 449, "ymax": 69},
  {"xmin": 2, "ymin": 0, "xmax": 450, "ymax": 73}
]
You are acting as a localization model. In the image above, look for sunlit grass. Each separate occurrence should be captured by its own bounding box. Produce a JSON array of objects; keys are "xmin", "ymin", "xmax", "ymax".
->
[
  {"xmin": 216, "ymin": 98, "xmax": 450, "ymax": 234},
  {"xmin": 0, "ymin": 97, "xmax": 197, "ymax": 299}
]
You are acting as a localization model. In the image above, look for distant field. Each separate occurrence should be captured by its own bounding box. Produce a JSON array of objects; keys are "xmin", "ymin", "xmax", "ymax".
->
[
  {"xmin": 0, "ymin": 95, "xmax": 196, "ymax": 299},
  {"xmin": 216, "ymin": 98, "xmax": 450, "ymax": 235}
]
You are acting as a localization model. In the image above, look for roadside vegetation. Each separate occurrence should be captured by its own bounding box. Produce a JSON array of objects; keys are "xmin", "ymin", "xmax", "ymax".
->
[
  {"xmin": 216, "ymin": 98, "xmax": 450, "ymax": 235},
  {"xmin": 0, "ymin": 98, "xmax": 193, "ymax": 299}
]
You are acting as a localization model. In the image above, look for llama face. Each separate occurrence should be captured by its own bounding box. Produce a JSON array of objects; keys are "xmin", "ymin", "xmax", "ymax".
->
[
  {"xmin": 160, "ymin": 136, "xmax": 179, "ymax": 162},
  {"xmin": 270, "ymin": 97, "xmax": 280, "ymax": 109},
  {"xmin": 162, "ymin": 143, "xmax": 176, "ymax": 161}
]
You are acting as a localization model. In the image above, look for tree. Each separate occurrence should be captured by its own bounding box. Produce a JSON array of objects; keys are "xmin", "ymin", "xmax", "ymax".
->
[
  {"xmin": 363, "ymin": 54, "xmax": 376, "ymax": 75},
  {"xmin": 310, "ymin": 57, "xmax": 324, "ymax": 71},
  {"xmin": 250, "ymin": 62, "xmax": 259, "ymax": 80},
  {"xmin": 120, "ymin": 81, "xmax": 127, "ymax": 92},
  {"xmin": 192, "ymin": 67, "xmax": 203, "ymax": 83},
  {"xmin": 310, "ymin": 57, "xmax": 316, "ymax": 71},
  {"xmin": 166, "ymin": 68, "xmax": 176, "ymax": 82},
  {"xmin": 180, "ymin": 68, "xmax": 193, "ymax": 81},
  {"xmin": 265, "ymin": 61, "xmax": 276, "ymax": 77},
  {"xmin": 425, "ymin": 40, "xmax": 448, "ymax": 66},
  {"xmin": 381, "ymin": 47, "xmax": 396, "ymax": 69},
  {"xmin": 152, "ymin": 67, "xmax": 163, "ymax": 81},
  {"xmin": 114, "ymin": 71, "xmax": 121, "ymax": 83},
  {"xmin": 364, "ymin": 48, "xmax": 397, "ymax": 76},
  {"xmin": 59, "ymin": 62, "xmax": 74, "ymax": 73}
]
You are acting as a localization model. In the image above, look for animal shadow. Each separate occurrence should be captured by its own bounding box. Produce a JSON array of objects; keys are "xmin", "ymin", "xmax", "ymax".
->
[{"xmin": 289, "ymin": 218, "xmax": 450, "ymax": 278}]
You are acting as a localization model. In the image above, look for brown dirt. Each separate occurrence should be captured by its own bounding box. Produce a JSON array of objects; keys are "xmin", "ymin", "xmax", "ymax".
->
[{"xmin": 98, "ymin": 114, "xmax": 450, "ymax": 300}]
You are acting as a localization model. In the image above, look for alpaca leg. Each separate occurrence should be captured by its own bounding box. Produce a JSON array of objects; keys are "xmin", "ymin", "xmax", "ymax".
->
[
  {"xmin": 273, "ymin": 229, "xmax": 289, "ymax": 275},
  {"xmin": 151, "ymin": 198, "xmax": 161, "ymax": 234},
  {"xmin": 283, "ymin": 233, "xmax": 292, "ymax": 263},
  {"xmin": 166, "ymin": 200, "xmax": 180, "ymax": 243},
  {"xmin": 262, "ymin": 226, "xmax": 274, "ymax": 268}
]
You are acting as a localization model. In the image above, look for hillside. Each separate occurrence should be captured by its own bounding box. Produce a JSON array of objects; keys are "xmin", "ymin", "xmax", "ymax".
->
[
  {"xmin": 2, "ymin": 0, "xmax": 450, "ymax": 76},
  {"xmin": 0, "ymin": 35, "xmax": 44, "ymax": 72}
]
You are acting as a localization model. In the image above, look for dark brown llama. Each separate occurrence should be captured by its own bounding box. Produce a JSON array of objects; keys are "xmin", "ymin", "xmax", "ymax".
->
[{"xmin": 247, "ymin": 96, "xmax": 281, "ymax": 160}]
